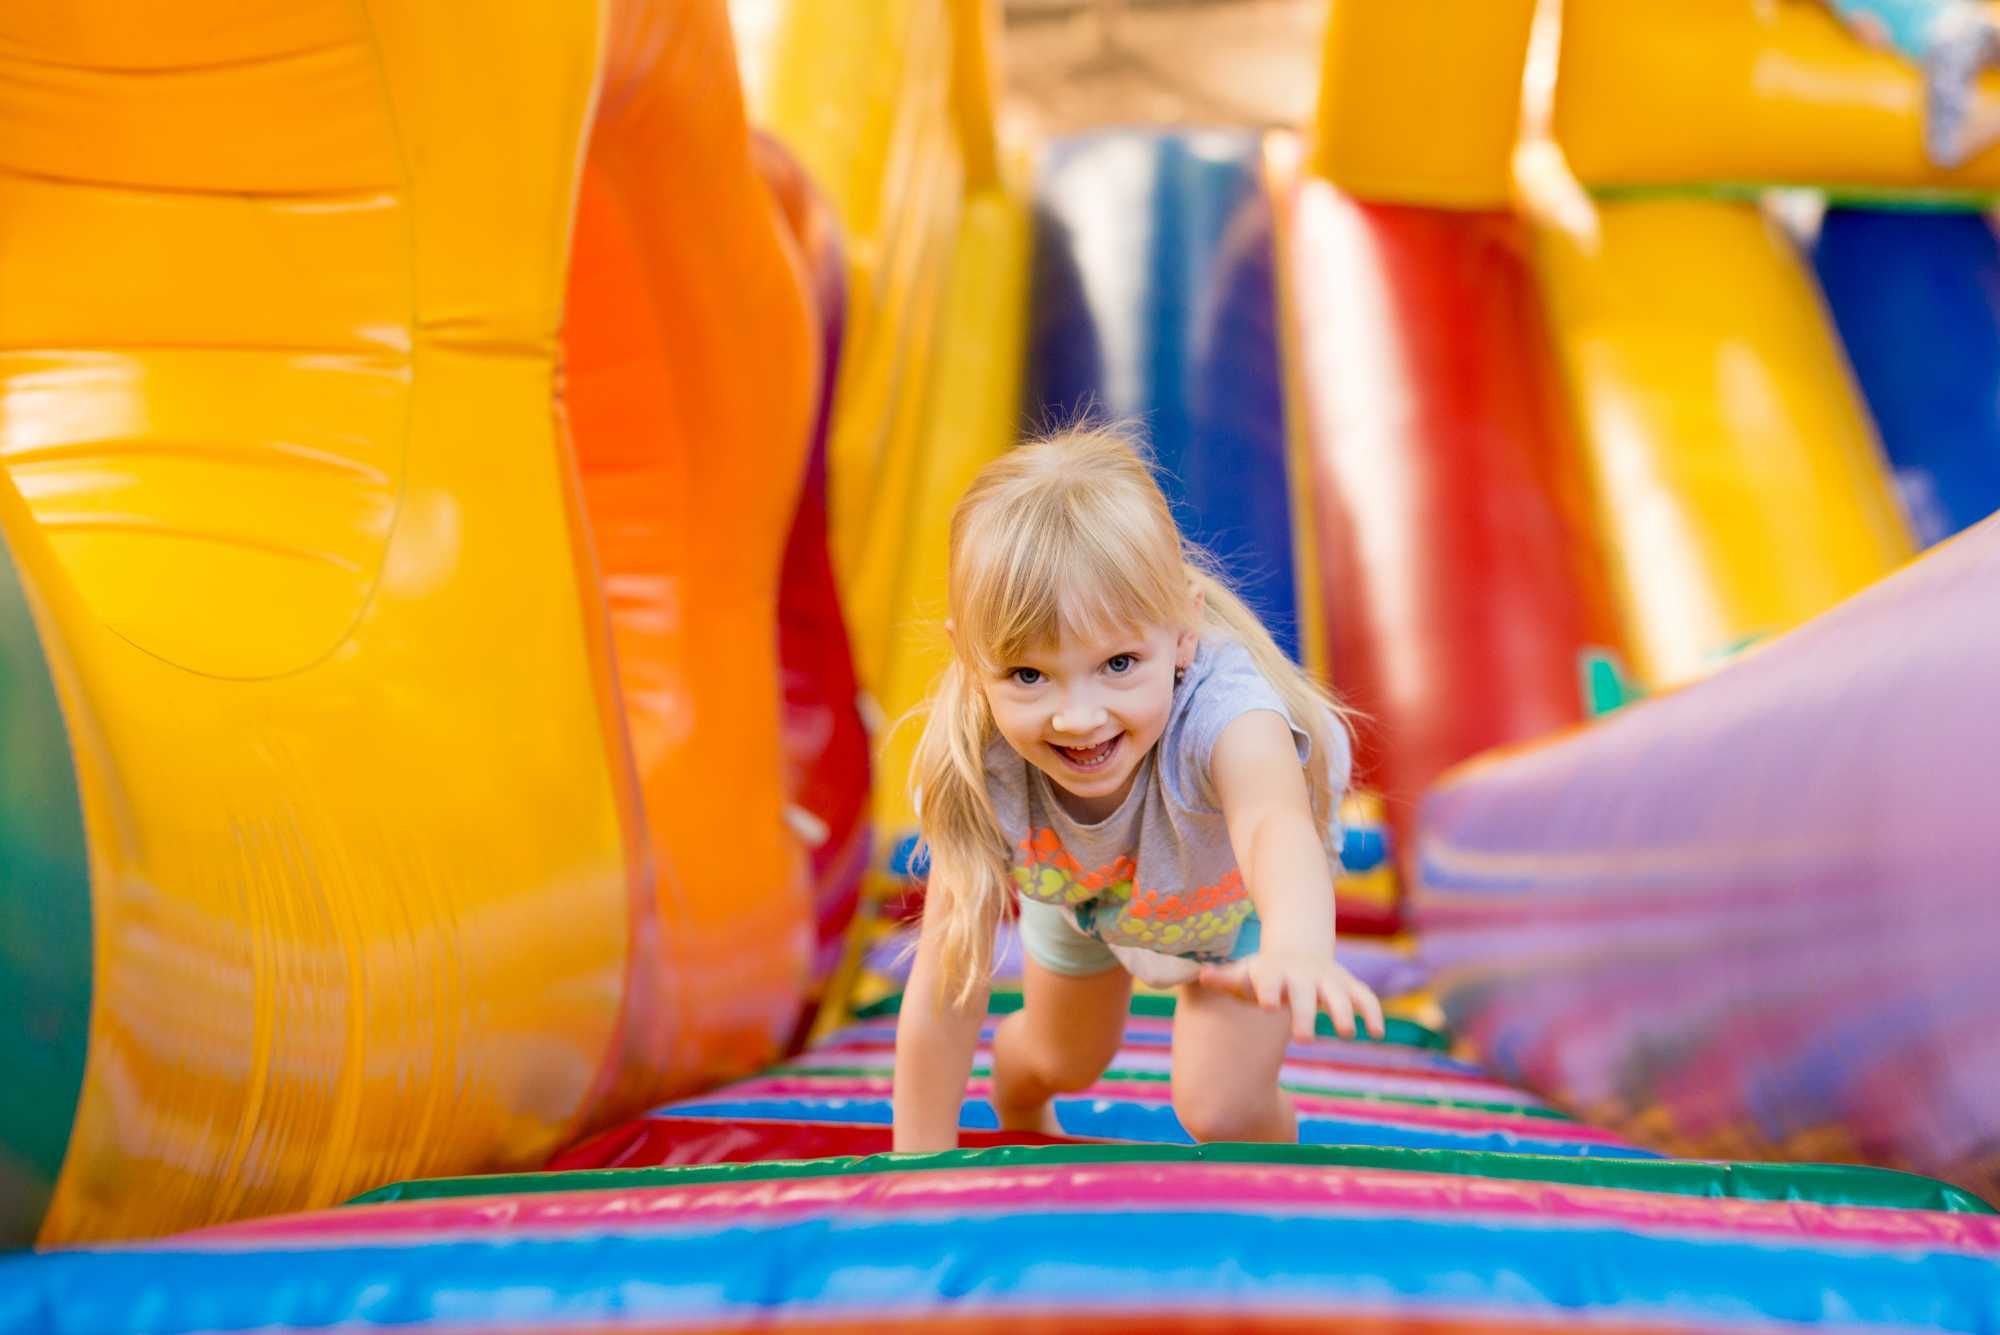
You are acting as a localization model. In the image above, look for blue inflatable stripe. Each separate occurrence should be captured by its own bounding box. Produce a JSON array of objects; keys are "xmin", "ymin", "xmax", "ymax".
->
[
  {"xmin": 5, "ymin": 1208, "xmax": 1994, "ymax": 1332},
  {"xmin": 657, "ymin": 1097, "xmax": 1658, "ymax": 1158}
]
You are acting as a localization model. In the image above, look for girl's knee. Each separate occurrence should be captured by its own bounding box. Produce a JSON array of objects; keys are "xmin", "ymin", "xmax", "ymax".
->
[
  {"xmin": 1173, "ymin": 1085, "xmax": 1293, "ymax": 1144},
  {"xmin": 997, "ymin": 1009, "xmax": 1113, "ymax": 1093},
  {"xmin": 1039, "ymin": 1050, "xmax": 1111, "ymax": 1094}
]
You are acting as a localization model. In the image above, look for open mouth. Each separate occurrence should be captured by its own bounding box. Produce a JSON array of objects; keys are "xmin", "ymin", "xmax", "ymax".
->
[{"xmin": 1051, "ymin": 734, "xmax": 1121, "ymax": 773}]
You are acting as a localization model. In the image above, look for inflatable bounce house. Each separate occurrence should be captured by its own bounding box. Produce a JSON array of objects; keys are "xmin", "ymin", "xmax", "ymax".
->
[{"xmin": 4, "ymin": 0, "xmax": 2000, "ymax": 1327}]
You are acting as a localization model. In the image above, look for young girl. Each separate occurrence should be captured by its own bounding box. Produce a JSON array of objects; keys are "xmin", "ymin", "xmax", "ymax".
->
[{"xmin": 892, "ymin": 427, "xmax": 1385, "ymax": 1152}]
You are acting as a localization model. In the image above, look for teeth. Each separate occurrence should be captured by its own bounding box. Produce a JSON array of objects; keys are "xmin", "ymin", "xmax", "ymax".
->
[{"xmin": 1058, "ymin": 737, "xmax": 1116, "ymax": 765}]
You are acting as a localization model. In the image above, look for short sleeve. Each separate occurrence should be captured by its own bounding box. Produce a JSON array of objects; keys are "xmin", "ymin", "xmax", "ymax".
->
[
  {"xmin": 1161, "ymin": 638, "xmax": 1314, "ymax": 814},
  {"xmin": 1321, "ymin": 703, "xmax": 1353, "ymax": 797}
]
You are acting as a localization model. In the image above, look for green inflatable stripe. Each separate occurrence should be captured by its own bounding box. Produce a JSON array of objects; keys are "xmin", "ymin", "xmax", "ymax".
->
[
  {"xmin": 851, "ymin": 991, "xmax": 1450, "ymax": 1051},
  {"xmin": 1592, "ymin": 181, "xmax": 2000, "ymax": 211},
  {"xmin": 770, "ymin": 1062, "xmax": 1574, "ymax": 1122},
  {"xmin": 352, "ymin": 1142, "xmax": 1994, "ymax": 1215},
  {"xmin": 0, "ymin": 528, "xmax": 92, "ymax": 1247}
]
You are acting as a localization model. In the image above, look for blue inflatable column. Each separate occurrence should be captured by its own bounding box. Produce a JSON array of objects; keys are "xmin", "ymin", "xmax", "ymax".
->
[
  {"xmin": 1812, "ymin": 209, "xmax": 2000, "ymax": 545},
  {"xmin": 1026, "ymin": 129, "xmax": 1302, "ymax": 660}
]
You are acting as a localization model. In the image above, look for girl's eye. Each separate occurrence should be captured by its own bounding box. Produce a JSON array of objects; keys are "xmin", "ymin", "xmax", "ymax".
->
[
  {"xmin": 1105, "ymin": 654, "xmax": 1136, "ymax": 675},
  {"xmin": 1010, "ymin": 667, "xmax": 1044, "ymax": 686}
]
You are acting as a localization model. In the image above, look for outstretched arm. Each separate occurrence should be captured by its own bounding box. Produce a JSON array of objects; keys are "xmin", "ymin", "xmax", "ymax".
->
[
  {"xmin": 891, "ymin": 889, "xmax": 992, "ymax": 1151},
  {"xmin": 1197, "ymin": 709, "xmax": 1386, "ymax": 1042}
]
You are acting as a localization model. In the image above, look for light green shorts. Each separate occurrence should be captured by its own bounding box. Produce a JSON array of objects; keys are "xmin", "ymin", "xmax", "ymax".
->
[{"xmin": 1015, "ymin": 897, "xmax": 1263, "ymax": 989}]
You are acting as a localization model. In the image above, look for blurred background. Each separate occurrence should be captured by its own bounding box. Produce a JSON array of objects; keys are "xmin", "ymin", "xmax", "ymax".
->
[
  {"xmin": 4, "ymin": 0, "xmax": 2000, "ymax": 1326},
  {"xmin": 1003, "ymin": 0, "xmax": 1323, "ymax": 130}
]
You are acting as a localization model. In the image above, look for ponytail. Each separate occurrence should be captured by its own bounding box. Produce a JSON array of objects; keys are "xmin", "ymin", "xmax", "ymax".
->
[{"xmin": 910, "ymin": 656, "xmax": 1012, "ymax": 1005}]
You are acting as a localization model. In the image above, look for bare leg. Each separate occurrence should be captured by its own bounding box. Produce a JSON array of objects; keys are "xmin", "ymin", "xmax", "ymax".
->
[
  {"xmin": 990, "ymin": 955, "xmax": 1132, "ymax": 1135},
  {"xmin": 1170, "ymin": 979, "xmax": 1298, "ymax": 1144}
]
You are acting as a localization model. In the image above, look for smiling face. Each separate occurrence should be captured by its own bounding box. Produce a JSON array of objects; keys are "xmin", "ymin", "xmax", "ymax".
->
[
  {"xmin": 980, "ymin": 618, "xmax": 1197, "ymax": 822},
  {"xmin": 943, "ymin": 430, "xmax": 1207, "ymax": 819}
]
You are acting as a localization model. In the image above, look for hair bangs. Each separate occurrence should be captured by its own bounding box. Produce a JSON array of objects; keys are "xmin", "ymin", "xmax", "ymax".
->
[{"xmin": 952, "ymin": 482, "xmax": 1185, "ymax": 673}]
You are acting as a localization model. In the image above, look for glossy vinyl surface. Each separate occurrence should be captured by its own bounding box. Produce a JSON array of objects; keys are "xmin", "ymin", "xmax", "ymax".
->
[
  {"xmin": 758, "ymin": 131, "xmax": 873, "ymax": 1030},
  {"xmin": 1812, "ymin": 208, "xmax": 2000, "ymax": 545},
  {"xmin": 547, "ymin": 1115, "xmax": 1069, "ymax": 1171},
  {"xmin": 581, "ymin": 998, "xmax": 1653, "ymax": 1160},
  {"xmin": 373, "ymin": 1140, "xmax": 1996, "ymax": 1215},
  {"xmin": 1027, "ymin": 128, "xmax": 1304, "ymax": 661},
  {"xmin": 1309, "ymin": 0, "xmax": 1539, "ymax": 209},
  {"xmin": 735, "ymin": 0, "xmax": 966, "ymax": 698},
  {"xmin": 12, "ymin": 1126, "xmax": 2000, "ymax": 1330},
  {"xmin": 1536, "ymin": 199, "xmax": 1916, "ymax": 686},
  {"xmin": 0, "ymin": 0, "xmax": 647, "ymax": 1243},
  {"xmin": 733, "ymin": 4, "xmax": 1030, "ymax": 924},
  {"xmin": 1419, "ymin": 513, "xmax": 2000, "ymax": 1204},
  {"xmin": 0, "ymin": 515, "xmax": 91, "ymax": 1243},
  {"xmin": 863, "ymin": 163, "xmax": 1034, "ymax": 875},
  {"xmin": 1555, "ymin": 0, "xmax": 2000, "ymax": 194},
  {"xmin": 1273, "ymin": 141, "xmax": 1622, "ymax": 905},
  {"xmin": 563, "ymin": 0, "xmax": 817, "ymax": 1092}
]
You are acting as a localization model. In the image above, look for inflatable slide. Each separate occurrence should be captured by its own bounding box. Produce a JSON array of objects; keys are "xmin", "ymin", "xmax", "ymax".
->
[{"xmin": 4, "ymin": 0, "xmax": 2000, "ymax": 1328}]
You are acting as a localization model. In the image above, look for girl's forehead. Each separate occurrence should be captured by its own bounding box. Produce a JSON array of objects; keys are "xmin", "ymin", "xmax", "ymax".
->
[{"xmin": 1007, "ymin": 618, "xmax": 1177, "ymax": 662}]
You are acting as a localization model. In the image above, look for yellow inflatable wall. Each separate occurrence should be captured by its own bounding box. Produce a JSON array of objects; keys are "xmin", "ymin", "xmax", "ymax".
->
[
  {"xmin": 734, "ymin": 0, "xmax": 967, "ymax": 698},
  {"xmin": 732, "ymin": 0, "xmax": 1029, "ymax": 919},
  {"xmin": 1534, "ymin": 201, "xmax": 1918, "ymax": 684},
  {"xmin": 863, "ymin": 164, "xmax": 1034, "ymax": 895},
  {"xmin": 0, "ymin": 0, "xmax": 817, "ymax": 1244},
  {"xmin": 564, "ymin": 0, "xmax": 815, "ymax": 1095},
  {"xmin": 1309, "ymin": 0, "xmax": 1540, "ymax": 209},
  {"xmin": 856, "ymin": 0, "xmax": 1032, "ymax": 887},
  {"xmin": 1555, "ymin": 0, "xmax": 2000, "ymax": 195}
]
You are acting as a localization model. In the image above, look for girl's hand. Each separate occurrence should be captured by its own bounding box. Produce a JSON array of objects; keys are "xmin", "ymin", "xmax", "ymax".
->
[{"xmin": 1196, "ymin": 950, "xmax": 1387, "ymax": 1043}]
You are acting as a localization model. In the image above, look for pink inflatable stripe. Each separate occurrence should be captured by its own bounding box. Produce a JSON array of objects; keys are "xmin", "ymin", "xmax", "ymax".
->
[
  {"xmin": 689, "ymin": 1077, "xmax": 1624, "ymax": 1142},
  {"xmin": 829, "ymin": 1023, "xmax": 1489, "ymax": 1079},
  {"xmin": 198, "ymin": 1162, "xmax": 2000, "ymax": 1255},
  {"xmin": 798, "ymin": 1040, "xmax": 1526, "ymax": 1097}
]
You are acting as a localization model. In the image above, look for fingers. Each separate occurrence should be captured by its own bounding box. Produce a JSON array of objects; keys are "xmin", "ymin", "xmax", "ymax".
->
[
  {"xmin": 1355, "ymin": 978, "xmax": 1388, "ymax": 1041},
  {"xmin": 1196, "ymin": 962, "xmax": 1252, "ymax": 1001},
  {"xmin": 1318, "ymin": 978, "xmax": 1357, "ymax": 1041},
  {"xmin": 1199, "ymin": 960, "xmax": 1386, "ymax": 1045},
  {"xmin": 1287, "ymin": 976, "xmax": 1316, "ymax": 1042},
  {"xmin": 1199, "ymin": 961, "xmax": 1296, "ymax": 1026}
]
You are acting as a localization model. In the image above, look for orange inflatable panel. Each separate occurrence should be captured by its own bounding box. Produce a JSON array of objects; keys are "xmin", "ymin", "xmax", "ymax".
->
[
  {"xmin": 564, "ymin": 0, "xmax": 817, "ymax": 1094},
  {"xmin": 758, "ymin": 134, "xmax": 873, "ymax": 1036}
]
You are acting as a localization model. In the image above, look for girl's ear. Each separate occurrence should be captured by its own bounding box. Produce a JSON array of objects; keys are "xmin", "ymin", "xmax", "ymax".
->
[
  {"xmin": 945, "ymin": 618, "xmax": 958, "ymax": 654},
  {"xmin": 1178, "ymin": 581, "xmax": 1205, "ymax": 667},
  {"xmin": 1177, "ymin": 593, "xmax": 1202, "ymax": 670}
]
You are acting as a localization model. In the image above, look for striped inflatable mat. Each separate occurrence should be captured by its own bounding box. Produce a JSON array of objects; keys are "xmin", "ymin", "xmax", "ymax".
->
[
  {"xmin": 556, "ymin": 994, "xmax": 1650, "ymax": 1165},
  {"xmin": 6, "ymin": 993, "xmax": 1998, "ymax": 1331}
]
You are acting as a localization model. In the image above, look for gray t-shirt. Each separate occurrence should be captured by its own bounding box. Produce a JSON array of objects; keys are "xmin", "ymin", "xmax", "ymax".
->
[{"xmin": 985, "ymin": 636, "xmax": 1351, "ymax": 961}]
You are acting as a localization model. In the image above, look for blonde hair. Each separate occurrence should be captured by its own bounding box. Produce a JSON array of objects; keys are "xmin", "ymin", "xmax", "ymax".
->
[{"xmin": 912, "ymin": 425, "xmax": 1354, "ymax": 1001}]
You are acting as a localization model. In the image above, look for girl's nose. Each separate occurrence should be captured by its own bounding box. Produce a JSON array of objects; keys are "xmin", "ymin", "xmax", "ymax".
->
[{"xmin": 1051, "ymin": 699, "xmax": 1108, "ymax": 735}]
